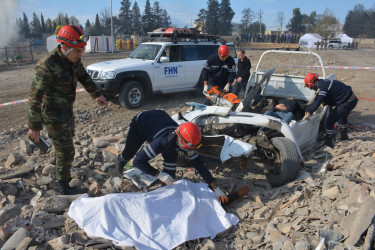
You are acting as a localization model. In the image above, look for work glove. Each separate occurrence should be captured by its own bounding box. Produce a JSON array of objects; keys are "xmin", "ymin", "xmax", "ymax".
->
[
  {"xmin": 157, "ymin": 171, "xmax": 174, "ymax": 186},
  {"xmin": 302, "ymin": 112, "xmax": 311, "ymax": 120},
  {"xmin": 223, "ymin": 84, "xmax": 230, "ymax": 92},
  {"xmin": 214, "ymin": 187, "xmax": 229, "ymax": 204},
  {"xmin": 203, "ymin": 85, "xmax": 208, "ymax": 93}
]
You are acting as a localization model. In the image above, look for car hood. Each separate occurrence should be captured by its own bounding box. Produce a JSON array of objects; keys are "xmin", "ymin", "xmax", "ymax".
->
[{"xmin": 87, "ymin": 58, "xmax": 153, "ymax": 73}]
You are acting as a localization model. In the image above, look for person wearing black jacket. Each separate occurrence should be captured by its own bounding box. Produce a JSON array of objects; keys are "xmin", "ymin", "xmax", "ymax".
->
[
  {"xmin": 234, "ymin": 49, "xmax": 251, "ymax": 97},
  {"xmin": 304, "ymin": 73, "xmax": 358, "ymax": 148},
  {"xmin": 117, "ymin": 110, "xmax": 229, "ymax": 204},
  {"xmin": 202, "ymin": 45, "xmax": 236, "ymax": 105}
]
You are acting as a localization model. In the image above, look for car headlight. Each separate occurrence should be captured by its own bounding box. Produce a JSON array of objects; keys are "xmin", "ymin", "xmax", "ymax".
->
[{"xmin": 100, "ymin": 71, "xmax": 116, "ymax": 79}]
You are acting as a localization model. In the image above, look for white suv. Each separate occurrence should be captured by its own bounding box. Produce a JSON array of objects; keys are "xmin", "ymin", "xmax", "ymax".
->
[
  {"xmin": 87, "ymin": 41, "xmax": 237, "ymax": 109},
  {"xmin": 328, "ymin": 40, "xmax": 348, "ymax": 50}
]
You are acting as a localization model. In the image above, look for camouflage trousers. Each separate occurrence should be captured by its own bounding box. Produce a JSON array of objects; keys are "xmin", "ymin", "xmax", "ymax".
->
[{"xmin": 44, "ymin": 118, "xmax": 75, "ymax": 182}]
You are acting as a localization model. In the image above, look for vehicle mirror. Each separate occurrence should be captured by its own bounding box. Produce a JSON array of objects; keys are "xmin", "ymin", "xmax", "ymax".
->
[{"xmin": 160, "ymin": 56, "xmax": 169, "ymax": 63}]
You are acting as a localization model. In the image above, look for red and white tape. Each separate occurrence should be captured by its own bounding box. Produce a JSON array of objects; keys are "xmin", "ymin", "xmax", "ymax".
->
[
  {"xmin": 283, "ymin": 65, "xmax": 375, "ymax": 70},
  {"xmin": 0, "ymin": 88, "xmax": 86, "ymax": 107}
]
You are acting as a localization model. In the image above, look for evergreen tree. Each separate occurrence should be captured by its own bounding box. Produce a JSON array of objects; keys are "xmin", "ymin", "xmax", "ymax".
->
[
  {"xmin": 218, "ymin": 0, "xmax": 234, "ymax": 35},
  {"xmin": 94, "ymin": 13, "xmax": 103, "ymax": 35},
  {"xmin": 52, "ymin": 21, "xmax": 57, "ymax": 34},
  {"xmin": 41, "ymin": 13, "xmax": 46, "ymax": 33},
  {"xmin": 131, "ymin": 1, "xmax": 142, "ymax": 35},
  {"xmin": 195, "ymin": 8, "xmax": 207, "ymax": 33},
  {"xmin": 85, "ymin": 19, "xmax": 91, "ymax": 30},
  {"xmin": 249, "ymin": 21, "xmax": 265, "ymax": 34},
  {"xmin": 206, "ymin": 0, "xmax": 220, "ymax": 35},
  {"xmin": 304, "ymin": 11, "xmax": 317, "ymax": 33},
  {"xmin": 118, "ymin": 0, "xmax": 132, "ymax": 34},
  {"xmin": 287, "ymin": 8, "xmax": 306, "ymax": 34},
  {"xmin": 343, "ymin": 4, "xmax": 369, "ymax": 38},
  {"xmin": 16, "ymin": 18, "xmax": 23, "ymax": 33},
  {"xmin": 142, "ymin": 0, "xmax": 153, "ymax": 33},
  {"xmin": 160, "ymin": 9, "xmax": 171, "ymax": 27},
  {"xmin": 22, "ymin": 12, "xmax": 30, "ymax": 34},
  {"xmin": 45, "ymin": 18, "xmax": 53, "ymax": 33},
  {"xmin": 30, "ymin": 12, "xmax": 42, "ymax": 33},
  {"xmin": 65, "ymin": 14, "xmax": 69, "ymax": 25},
  {"xmin": 151, "ymin": 1, "xmax": 163, "ymax": 30}
]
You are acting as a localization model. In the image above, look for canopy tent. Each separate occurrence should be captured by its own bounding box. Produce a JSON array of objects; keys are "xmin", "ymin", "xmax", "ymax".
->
[
  {"xmin": 298, "ymin": 33, "xmax": 322, "ymax": 48},
  {"xmin": 336, "ymin": 34, "xmax": 353, "ymax": 44},
  {"xmin": 46, "ymin": 35, "xmax": 115, "ymax": 53}
]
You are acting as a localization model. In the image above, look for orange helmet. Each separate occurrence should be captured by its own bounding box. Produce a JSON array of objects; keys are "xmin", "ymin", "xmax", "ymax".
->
[
  {"xmin": 55, "ymin": 24, "xmax": 88, "ymax": 48},
  {"xmin": 176, "ymin": 122, "xmax": 202, "ymax": 150},
  {"xmin": 304, "ymin": 73, "xmax": 319, "ymax": 88},
  {"xmin": 218, "ymin": 45, "xmax": 229, "ymax": 57}
]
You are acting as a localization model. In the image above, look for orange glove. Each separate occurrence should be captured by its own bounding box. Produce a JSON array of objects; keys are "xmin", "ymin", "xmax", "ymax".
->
[
  {"xmin": 157, "ymin": 172, "xmax": 174, "ymax": 186},
  {"xmin": 214, "ymin": 187, "xmax": 229, "ymax": 204}
]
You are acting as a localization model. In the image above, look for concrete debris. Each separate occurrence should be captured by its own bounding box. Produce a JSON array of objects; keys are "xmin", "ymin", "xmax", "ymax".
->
[{"xmin": 0, "ymin": 115, "xmax": 375, "ymax": 249}]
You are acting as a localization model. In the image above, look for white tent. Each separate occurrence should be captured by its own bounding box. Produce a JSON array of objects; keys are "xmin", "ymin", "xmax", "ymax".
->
[
  {"xmin": 46, "ymin": 35, "xmax": 115, "ymax": 53},
  {"xmin": 299, "ymin": 33, "xmax": 323, "ymax": 48},
  {"xmin": 336, "ymin": 34, "xmax": 353, "ymax": 44}
]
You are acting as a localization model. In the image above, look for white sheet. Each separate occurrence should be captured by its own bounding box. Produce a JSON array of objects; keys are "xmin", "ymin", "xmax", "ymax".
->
[{"xmin": 68, "ymin": 180, "xmax": 238, "ymax": 249}]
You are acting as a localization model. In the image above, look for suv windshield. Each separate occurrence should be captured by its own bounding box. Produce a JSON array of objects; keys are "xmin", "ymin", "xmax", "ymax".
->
[{"xmin": 129, "ymin": 44, "xmax": 162, "ymax": 60}]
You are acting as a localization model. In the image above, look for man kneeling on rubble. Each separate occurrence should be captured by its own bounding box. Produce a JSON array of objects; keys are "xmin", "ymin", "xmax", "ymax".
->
[{"xmin": 117, "ymin": 110, "xmax": 229, "ymax": 204}]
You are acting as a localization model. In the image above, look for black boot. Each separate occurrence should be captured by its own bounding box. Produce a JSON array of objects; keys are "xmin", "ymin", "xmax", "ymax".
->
[
  {"xmin": 324, "ymin": 134, "xmax": 335, "ymax": 148},
  {"xmin": 58, "ymin": 181, "xmax": 88, "ymax": 195},
  {"xmin": 117, "ymin": 154, "xmax": 127, "ymax": 174},
  {"xmin": 338, "ymin": 128, "xmax": 349, "ymax": 141}
]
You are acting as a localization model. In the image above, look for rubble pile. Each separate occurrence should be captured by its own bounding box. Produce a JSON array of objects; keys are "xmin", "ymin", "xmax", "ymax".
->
[{"xmin": 0, "ymin": 106, "xmax": 374, "ymax": 249}]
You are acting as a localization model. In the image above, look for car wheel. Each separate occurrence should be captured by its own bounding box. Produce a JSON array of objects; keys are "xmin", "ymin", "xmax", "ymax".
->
[
  {"xmin": 328, "ymin": 45, "xmax": 333, "ymax": 49},
  {"xmin": 118, "ymin": 81, "xmax": 144, "ymax": 109},
  {"xmin": 265, "ymin": 137, "xmax": 301, "ymax": 187},
  {"xmin": 343, "ymin": 45, "xmax": 348, "ymax": 50}
]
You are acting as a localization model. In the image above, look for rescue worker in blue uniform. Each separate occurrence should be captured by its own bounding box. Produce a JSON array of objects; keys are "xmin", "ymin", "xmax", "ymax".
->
[
  {"xmin": 303, "ymin": 73, "xmax": 358, "ymax": 148},
  {"xmin": 202, "ymin": 45, "xmax": 236, "ymax": 105},
  {"xmin": 117, "ymin": 110, "xmax": 229, "ymax": 204}
]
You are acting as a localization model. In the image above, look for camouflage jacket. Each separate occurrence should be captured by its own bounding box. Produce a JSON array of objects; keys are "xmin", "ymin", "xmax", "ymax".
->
[{"xmin": 28, "ymin": 45, "xmax": 101, "ymax": 130}]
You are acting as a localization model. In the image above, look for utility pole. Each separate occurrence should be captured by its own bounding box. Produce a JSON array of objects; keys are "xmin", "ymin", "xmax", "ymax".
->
[
  {"xmin": 258, "ymin": 9, "xmax": 263, "ymax": 34},
  {"xmin": 110, "ymin": 0, "xmax": 114, "ymax": 53}
]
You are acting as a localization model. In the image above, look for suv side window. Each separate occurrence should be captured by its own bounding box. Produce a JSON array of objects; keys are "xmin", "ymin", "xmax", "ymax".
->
[
  {"xmin": 197, "ymin": 45, "xmax": 220, "ymax": 60},
  {"xmin": 181, "ymin": 45, "xmax": 199, "ymax": 61},
  {"xmin": 160, "ymin": 45, "xmax": 182, "ymax": 62}
]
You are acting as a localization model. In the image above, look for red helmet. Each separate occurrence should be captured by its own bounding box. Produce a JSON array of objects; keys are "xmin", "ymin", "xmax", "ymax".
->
[
  {"xmin": 218, "ymin": 45, "xmax": 229, "ymax": 57},
  {"xmin": 55, "ymin": 24, "xmax": 88, "ymax": 48},
  {"xmin": 176, "ymin": 122, "xmax": 202, "ymax": 150},
  {"xmin": 304, "ymin": 73, "xmax": 319, "ymax": 88}
]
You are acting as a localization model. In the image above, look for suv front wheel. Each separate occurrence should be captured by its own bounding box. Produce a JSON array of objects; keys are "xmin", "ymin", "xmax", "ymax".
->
[{"xmin": 119, "ymin": 81, "xmax": 145, "ymax": 109}]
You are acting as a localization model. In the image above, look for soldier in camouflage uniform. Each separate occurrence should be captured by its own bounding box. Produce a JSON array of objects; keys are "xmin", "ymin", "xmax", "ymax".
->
[{"xmin": 28, "ymin": 24, "xmax": 107, "ymax": 195}]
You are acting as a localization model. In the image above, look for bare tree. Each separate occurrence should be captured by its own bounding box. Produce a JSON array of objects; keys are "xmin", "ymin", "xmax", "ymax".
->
[
  {"xmin": 276, "ymin": 12, "xmax": 284, "ymax": 33},
  {"xmin": 69, "ymin": 16, "xmax": 80, "ymax": 26},
  {"xmin": 314, "ymin": 8, "xmax": 339, "ymax": 40},
  {"xmin": 240, "ymin": 8, "xmax": 254, "ymax": 33}
]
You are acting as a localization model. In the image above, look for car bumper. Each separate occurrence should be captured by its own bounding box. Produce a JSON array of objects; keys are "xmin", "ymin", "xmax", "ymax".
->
[{"xmin": 93, "ymin": 79, "xmax": 121, "ymax": 96}]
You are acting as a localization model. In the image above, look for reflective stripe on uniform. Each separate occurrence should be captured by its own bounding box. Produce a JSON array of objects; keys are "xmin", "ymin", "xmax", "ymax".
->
[
  {"xmin": 318, "ymin": 91, "xmax": 327, "ymax": 96},
  {"xmin": 153, "ymin": 126, "xmax": 176, "ymax": 140},
  {"xmin": 144, "ymin": 144, "xmax": 157, "ymax": 158},
  {"xmin": 163, "ymin": 162, "xmax": 177, "ymax": 170}
]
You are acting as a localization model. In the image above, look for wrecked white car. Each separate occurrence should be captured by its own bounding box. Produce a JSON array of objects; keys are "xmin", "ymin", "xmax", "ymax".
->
[{"xmin": 173, "ymin": 50, "xmax": 332, "ymax": 187}]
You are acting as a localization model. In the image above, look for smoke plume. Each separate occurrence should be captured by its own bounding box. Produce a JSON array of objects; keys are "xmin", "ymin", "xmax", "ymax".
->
[{"xmin": 0, "ymin": 0, "xmax": 20, "ymax": 47}]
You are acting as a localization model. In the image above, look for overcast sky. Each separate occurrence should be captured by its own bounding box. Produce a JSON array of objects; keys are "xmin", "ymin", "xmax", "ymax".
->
[{"xmin": 12, "ymin": 0, "xmax": 375, "ymax": 29}]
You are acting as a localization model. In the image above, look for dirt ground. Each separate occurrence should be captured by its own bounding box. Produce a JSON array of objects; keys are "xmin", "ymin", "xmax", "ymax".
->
[
  {"xmin": 1, "ymin": 46, "xmax": 374, "ymax": 178},
  {"xmin": 0, "ymin": 46, "xmax": 375, "ymax": 248}
]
